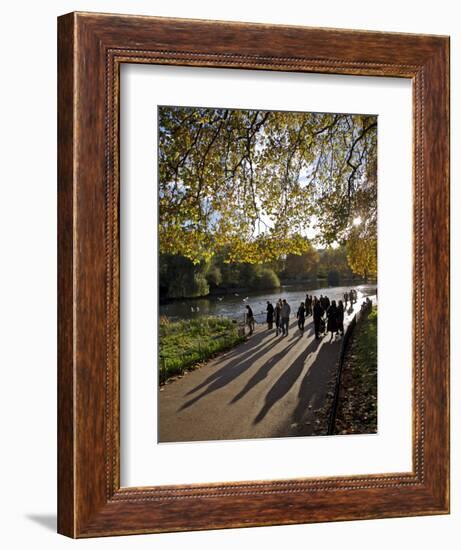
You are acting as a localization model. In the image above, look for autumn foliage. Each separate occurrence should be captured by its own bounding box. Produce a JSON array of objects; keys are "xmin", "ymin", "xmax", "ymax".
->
[{"xmin": 159, "ymin": 106, "xmax": 377, "ymax": 276}]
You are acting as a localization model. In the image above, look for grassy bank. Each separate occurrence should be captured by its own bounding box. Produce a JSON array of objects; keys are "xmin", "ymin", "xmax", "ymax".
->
[
  {"xmin": 159, "ymin": 316, "xmax": 245, "ymax": 384},
  {"xmin": 334, "ymin": 306, "xmax": 378, "ymax": 435}
]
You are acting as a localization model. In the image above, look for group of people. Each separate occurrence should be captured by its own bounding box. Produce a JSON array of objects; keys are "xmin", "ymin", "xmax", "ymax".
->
[
  {"xmin": 265, "ymin": 299, "xmax": 292, "ymax": 336},
  {"xmin": 244, "ymin": 289, "xmax": 369, "ymax": 340},
  {"xmin": 343, "ymin": 289, "xmax": 358, "ymax": 307},
  {"xmin": 260, "ymin": 294, "xmax": 345, "ymax": 340},
  {"xmin": 311, "ymin": 297, "xmax": 345, "ymax": 340}
]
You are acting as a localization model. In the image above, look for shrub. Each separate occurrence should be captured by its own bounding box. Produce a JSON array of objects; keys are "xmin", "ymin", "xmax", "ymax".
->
[
  {"xmin": 206, "ymin": 264, "xmax": 222, "ymax": 288},
  {"xmin": 252, "ymin": 267, "xmax": 280, "ymax": 290},
  {"xmin": 327, "ymin": 270, "xmax": 340, "ymax": 286}
]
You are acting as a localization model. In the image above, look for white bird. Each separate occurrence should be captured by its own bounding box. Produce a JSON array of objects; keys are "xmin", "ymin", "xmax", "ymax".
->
[
  {"xmin": 234, "ymin": 293, "xmax": 239, "ymax": 297},
  {"xmin": 217, "ymin": 297, "xmax": 223, "ymax": 301},
  {"xmin": 190, "ymin": 306, "xmax": 195, "ymax": 312},
  {"xmin": 242, "ymin": 297, "xmax": 248, "ymax": 302}
]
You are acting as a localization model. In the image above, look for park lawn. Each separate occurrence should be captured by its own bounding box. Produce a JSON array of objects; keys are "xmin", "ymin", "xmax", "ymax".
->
[
  {"xmin": 159, "ymin": 316, "xmax": 245, "ymax": 384},
  {"xmin": 334, "ymin": 306, "xmax": 378, "ymax": 435}
]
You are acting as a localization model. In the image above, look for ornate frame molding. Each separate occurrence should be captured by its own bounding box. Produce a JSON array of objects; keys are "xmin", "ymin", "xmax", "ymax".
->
[{"xmin": 58, "ymin": 12, "xmax": 449, "ymax": 537}]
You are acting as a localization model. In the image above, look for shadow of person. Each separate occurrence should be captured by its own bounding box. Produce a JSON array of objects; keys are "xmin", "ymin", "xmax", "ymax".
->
[
  {"xmin": 288, "ymin": 340, "xmax": 341, "ymax": 435},
  {"xmin": 229, "ymin": 339, "xmax": 299, "ymax": 404},
  {"xmin": 289, "ymin": 325, "xmax": 314, "ymax": 341},
  {"xmin": 177, "ymin": 336, "xmax": 277, "ymax": 411},
  {"xmin": 183, "ymin": 332, "xmax": 275, "ymax": 396},
  {"xmin": 253, "ymin": 337, "xmax": 322, "ymax": 424}
]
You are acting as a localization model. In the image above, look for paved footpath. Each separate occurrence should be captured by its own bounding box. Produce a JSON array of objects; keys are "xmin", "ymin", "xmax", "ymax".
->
[{"xmin": 159, "ymin": 302, "xmax": 367, "ymax": 443}]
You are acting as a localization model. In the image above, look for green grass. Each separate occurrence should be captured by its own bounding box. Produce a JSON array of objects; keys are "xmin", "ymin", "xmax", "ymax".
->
[
  {"xmin": 334, "ymin": 306, "xmax": 378, "ymax": 434},
  {"xmin": 159, "ymin": 316, "xmax": 245, "ymax": 384}
]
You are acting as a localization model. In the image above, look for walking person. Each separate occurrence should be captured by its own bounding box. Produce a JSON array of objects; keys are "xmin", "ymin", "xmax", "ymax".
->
[
  {"xmin": 297, "ymin": 302, "xmax": 306, "ymax": 331},
  {"xmin": 337, "ymin": 300, "xmax": 345, "ymax": 336},
  {"xmin": 313, "ymin": 297, "xmax": 324, "ymax": 339},
  {"xmin": 275, "ymin": 299, "xmax": 282, "ymax": 336},
  {"xmin": 343, "ymin": 292, "xmax": 348, "ymax": 308},
  {"xmin": 326, "ymin": 300, "xmax": 339, "ymax": 341},
  {"xmin": 306, "ymin": 295, "xmax": 313, "ymax": 316},
  {"xmin": 281, "ymin": 299, "xmax": 291, "ymax": 336},
  {"xmin": 245, "ymin": 304, "xmax": 255, "ymax": 335},
  {"xmin": 349, "ymin": 289, "xmax": 354, "ymax": 305},
  {"xmin": 266, "ymin": 301, "xmax": 274, "ymax": 330}
]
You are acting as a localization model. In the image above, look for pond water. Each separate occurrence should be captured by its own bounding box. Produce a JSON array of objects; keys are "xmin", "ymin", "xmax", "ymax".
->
[{"xmin": 159, "ymin": 283, "xmax": 377, "ymax": 324}]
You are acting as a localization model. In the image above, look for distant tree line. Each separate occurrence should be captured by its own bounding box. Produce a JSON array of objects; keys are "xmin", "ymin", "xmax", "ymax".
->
[
  {"xmin": 159, "ymin": 254, "xmax": 280, "ymax": 299},
  {"xmin": 160, "ymin": 243, "xmax": 366, "ymax": 299}
]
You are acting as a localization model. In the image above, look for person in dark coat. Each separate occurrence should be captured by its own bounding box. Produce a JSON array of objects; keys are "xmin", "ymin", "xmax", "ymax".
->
[
  {"xmin": 349, "ymin": 289, "xmax": 355, "ymax": 305},
  {"xmin": 245, "ymin": 305, "xmax": 255, "ymax": 335},
  {"xmin": 324, "ymin": 295, "xmax": 331, "ymax": 310},
  {"xmin": 275, "ymin": 299, "xmax": 282, "ymax": 336},
  {"xmin": 280, "ymin": 299, "xmax": 291, "ymax": 336},
  {"xmin": 327, "ymin": 300, "xmax": 338, "ymax": 340},
  {"xmin": 337, "ymin": 300, "xmax": 345, "ymax": 335},
  {"xmin": 266, "ymin": 301, "xmax": 274, "ymax": 330},
  {"xmin": 297, "ymin": 302, "xmax": 306, "ymax": 331},
  {"xmin": 305, "ymin": 295, "xmax": 313, "ymax": 316},
  {"xmin": 313, "ymin": 297, "xmax": 324, "ymax": 339}
]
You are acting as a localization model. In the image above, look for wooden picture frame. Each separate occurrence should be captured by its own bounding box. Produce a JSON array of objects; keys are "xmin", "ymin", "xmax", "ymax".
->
[{"xmin": 57, "ymin": 12, "xmax": 450, "ymax": 538}]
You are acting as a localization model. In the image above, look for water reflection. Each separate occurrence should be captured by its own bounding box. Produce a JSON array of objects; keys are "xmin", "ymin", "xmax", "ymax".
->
[{"xmin": 159, "ymin": 283, "xmax": 377, "ymax": 323}]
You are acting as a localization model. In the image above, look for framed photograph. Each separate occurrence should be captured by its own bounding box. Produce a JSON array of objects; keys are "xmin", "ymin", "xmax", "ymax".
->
[{"xmin": 58, "ymin": 12, "xmax": 450, "ymax": 537}]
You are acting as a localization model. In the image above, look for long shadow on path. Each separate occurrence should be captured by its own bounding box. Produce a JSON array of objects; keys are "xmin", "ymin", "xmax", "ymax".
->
[
  {"xmin": 229, "ymin": 339, "xmax": 299, "ymax": 404},
  {"xmin": 289, "ymin": 339, "xmax": 341, "ymax": 435},
  {"xmin": 183, "ymin": 329, "xmax": 275, "ymax": 397},
  {"xmin": 178, "ymin": 333, "xmax": 280, "ymax": 411},
  {"xmin": 253, "ymin": 337, "xmax": 322, "ymax": 424}
]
